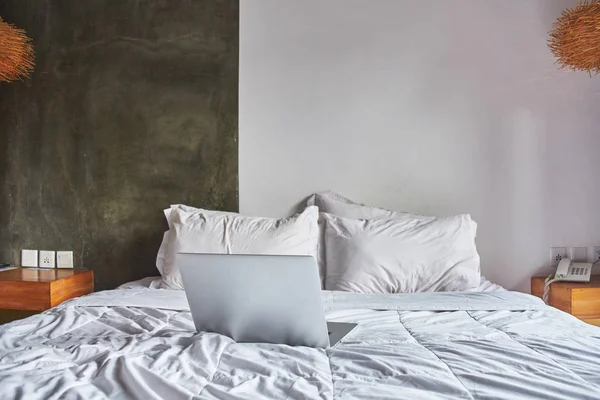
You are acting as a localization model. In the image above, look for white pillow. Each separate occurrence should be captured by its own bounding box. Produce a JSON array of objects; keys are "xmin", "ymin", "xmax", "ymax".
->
[
  {"xmin": 323, "ymin": 212, "xmax": 480, "ymax": 293},
  {"xmin": 307, "ymin": 191, "xmax": 431, "ymax": 220},
  {"xmin": 156, "ymin": 205, "xmax": 239, "ymax": 276},
  {"xmin": 160, "ymin": 206, "xmax": 319, "ymax": 290},
  {"xmin": 155, "ymin": 231, "xmax": 170, "ymax": 276},
  {"xmin": 306, "ymin": 191, "xmax": 434, "ymax": 285}
]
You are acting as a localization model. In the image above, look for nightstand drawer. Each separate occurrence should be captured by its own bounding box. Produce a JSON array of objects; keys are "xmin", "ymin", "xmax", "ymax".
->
[
  {"xmin": 582, "ymin": 318, "xmax": 600, "ymax": 326},
  {"xmin": 531, "ymin": 276, "xmax": 600, "ymax": 324},
  {"xmin": 0, "ymin": 280, "xmax": 52, "ymax": 310},
  {"xmin": 0, "ymin": 268, "xmax": 94, "ymax": 312},
  {"xmin": 571, "ymin": 288, "xmax": 600, "ymax": 319}
]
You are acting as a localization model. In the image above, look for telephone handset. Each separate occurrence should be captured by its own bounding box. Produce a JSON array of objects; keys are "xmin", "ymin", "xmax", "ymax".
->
[{"xmin": 544, "ymin": 258, "xmax": 592, "ymax": 303}]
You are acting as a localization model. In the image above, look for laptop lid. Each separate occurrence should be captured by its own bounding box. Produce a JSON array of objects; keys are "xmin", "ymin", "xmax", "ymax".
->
[{"xmin": 178, "ymin": 253, "xmax": 331, "ymax": 348}]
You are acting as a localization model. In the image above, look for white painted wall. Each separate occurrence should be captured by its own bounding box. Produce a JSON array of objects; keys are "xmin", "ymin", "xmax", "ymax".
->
[{"xmin": 239, "ymin": 0, "xmax": 600, "ymax": 292}]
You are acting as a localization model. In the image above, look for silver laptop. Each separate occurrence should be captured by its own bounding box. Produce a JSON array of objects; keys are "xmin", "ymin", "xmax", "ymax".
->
[{"xmin": 177, "ymin": 253, "xmax": 356, "ymax": 348}]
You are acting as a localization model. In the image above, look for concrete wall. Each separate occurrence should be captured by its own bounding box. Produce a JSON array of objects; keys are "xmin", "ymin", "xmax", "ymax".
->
[
  {"xmin": 239, "ymin": 0, "xmax": 600, "ymax": 292},
  {"xmin": 0, "ymin": 0, "xmax": 239, "ymax": 289}
]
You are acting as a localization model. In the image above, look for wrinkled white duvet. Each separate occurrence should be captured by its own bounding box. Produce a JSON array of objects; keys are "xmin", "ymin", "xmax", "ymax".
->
[{"xmin": 1, "ymin": 289, "xmax": 600, "ymax": 400}]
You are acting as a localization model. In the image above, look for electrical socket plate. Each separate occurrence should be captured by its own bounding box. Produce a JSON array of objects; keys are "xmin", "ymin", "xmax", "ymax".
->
[
  {"xmin": 571, "ymin": 247, "xmax": 588, "ymax": 262},
  {"xmin": 56, "ymin": 251, "xmax": 74, "ymax": 269},
  {"xmin": 21, "ymin": 249, "xmax": 38, "ymax": 267},
  {"xmin": 593, "ymin": 246, "xmax": 600, "ymax": 263},
  {"xmin": 550, "ymin": 247, "xmax": 568, "ymax": 267},
  {"xmin": 39, "ymin": 250, "xmax": 55, "ymax": 268}
]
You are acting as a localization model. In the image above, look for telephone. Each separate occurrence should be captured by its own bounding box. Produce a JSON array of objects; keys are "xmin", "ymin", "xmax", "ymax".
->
[
  {"xmin": 543, "ymin": 258, "xmax": 592, "ymax": 303},
  {"xmin": 555, "ymin": 258, "xmax": 592, "ymax": 282}
]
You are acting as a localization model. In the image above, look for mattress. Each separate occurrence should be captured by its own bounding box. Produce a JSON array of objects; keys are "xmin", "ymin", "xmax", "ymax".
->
[{"xmin": 1, "ymin": 287, "xmax": 599, "ymax": 399}]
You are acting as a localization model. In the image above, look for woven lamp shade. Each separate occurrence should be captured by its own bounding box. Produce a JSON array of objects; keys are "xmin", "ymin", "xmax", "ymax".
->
[
  {"xmin": 0, "ymin": 16, "xmax": 35, "ymax": 83},
  {"xmin": 548, "ymin": 1, "xmax": 600, "ymax": 74}
]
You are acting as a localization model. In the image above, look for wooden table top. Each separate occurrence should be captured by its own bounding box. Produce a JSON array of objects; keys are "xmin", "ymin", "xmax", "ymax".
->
[
  {"xmin": 0, "ymin": 268, "xmax": 91, "ymax": 283},
  {"xmin": 532, "ymin": 275, "xmax": 600, "ymax": 289}
]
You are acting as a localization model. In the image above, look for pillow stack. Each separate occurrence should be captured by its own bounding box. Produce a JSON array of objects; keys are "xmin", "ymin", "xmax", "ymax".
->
[
  {"xmin": 307, "ymin": 192, "xmax": 481, "ymax": 293},
  {"xmin": 154, "ymin": 191, "xmax": 481, "ymax": 294}
]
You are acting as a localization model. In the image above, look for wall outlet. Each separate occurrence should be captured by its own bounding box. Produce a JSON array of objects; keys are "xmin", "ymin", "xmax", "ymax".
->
[
  {"xmin": 550, "ymin": 247, "xmax": 568, "ymax": 267},
  {"xmin": 56, "ymin": 251, "xmax": 74, "ymax": 268},
  {"xmin": 21, "ymin": 249, "xmax": 38, "ymax": 267},
  {"xmin": 593, "ymin": 246, "xmax": 600, "ymax": 263},
  {"xmin": 38, "ymin": 250, "xmax": 55, "ymax": 268},
  {"xmin": 571, "ymin": 247, "xmax": 588, "ymax": 262}
]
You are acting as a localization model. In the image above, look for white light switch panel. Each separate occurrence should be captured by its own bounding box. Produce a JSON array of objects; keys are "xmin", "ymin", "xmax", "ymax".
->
[
  {"xmin": 571, "ymin": 247, "xmax": 588, "ymax": 262},
  {"xmin": 21, "ymin": 249, "xmax": 38, "ymax": 267},
  {"xmin": 593, "ymin": 246, "xmax": 600, "ymax": 263},
  {"xmin": 56, "ymin": 251, "xmax": 74, "ymax": 269},
  {"xmin": 39, "ymin": 250, "xmax": 55, "ymax": 268}
]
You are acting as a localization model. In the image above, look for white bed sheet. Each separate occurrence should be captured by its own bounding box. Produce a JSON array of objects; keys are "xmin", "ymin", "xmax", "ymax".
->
[
  {"xmin": 1, "ymin": 286, "xmax": 600, "ymax": 399},
  {"xmin": 118, "ymin": 275, "xmax": 506, "ymax": 292},
  {"xmin": 117, "ymin": 276, "xmax": 163, "ymax": 289}
]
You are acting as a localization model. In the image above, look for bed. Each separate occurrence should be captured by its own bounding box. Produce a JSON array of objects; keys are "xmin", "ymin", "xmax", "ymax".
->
[
  {"xmin": 4, "ymin": 193, "xmax": 600, "ymax": 399},
  {"xmin": 1, "ymin": 276, "xmax": 600, "ymax": 400}
]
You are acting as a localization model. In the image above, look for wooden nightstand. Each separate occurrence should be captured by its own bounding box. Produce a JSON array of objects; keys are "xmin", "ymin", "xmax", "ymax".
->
[
  {"xmin": 0, "ymin": 268, "xmax": 94, "ymax": 323},
  {"xmin": 531, "ymin": 276, "xmax": 600, "ymax": 326}
]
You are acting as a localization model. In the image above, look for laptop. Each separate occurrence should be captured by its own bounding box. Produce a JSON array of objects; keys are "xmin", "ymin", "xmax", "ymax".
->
[{"xmin": 177, "ymin": 253, "xmax": 356, "ymax": 348}]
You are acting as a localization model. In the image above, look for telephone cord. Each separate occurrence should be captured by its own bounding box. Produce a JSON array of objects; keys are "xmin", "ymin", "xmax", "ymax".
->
[{"xmin": 543, "ymin": 274, "xmax": 560, "ymax": 304}]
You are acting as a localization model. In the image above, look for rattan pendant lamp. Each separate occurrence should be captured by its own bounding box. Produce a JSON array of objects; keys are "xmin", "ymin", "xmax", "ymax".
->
[
  {"xmin": 548, "ymin": 0, "xmax": 600, "ymax": 75},
  {"xmin": 0, "ymin": 16, "xmax": 35, "ymax": 83}
]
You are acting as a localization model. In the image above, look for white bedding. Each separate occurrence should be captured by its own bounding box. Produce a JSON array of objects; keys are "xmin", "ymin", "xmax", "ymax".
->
[
  {"xmin": 117, "ymin": 275, "xmax": 506, "ymax": 292},
  {"xmin": 117, "ymin": 276, "xmax": 163, "ymax": 289},
  {"xmin": 1, "ymin": 287, "xmax": 600, "ymax": 399}
]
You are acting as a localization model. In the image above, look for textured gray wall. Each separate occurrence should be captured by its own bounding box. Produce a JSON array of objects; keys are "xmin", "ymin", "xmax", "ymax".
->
[{"xmin": 0, "ymin": 0, "xmax": 238, "ymax": 290}]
